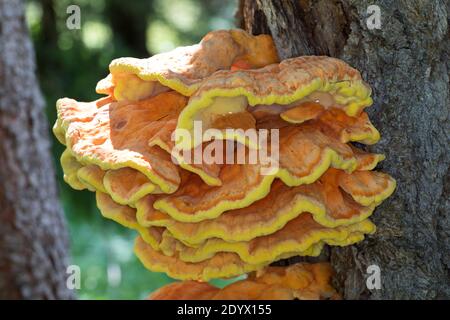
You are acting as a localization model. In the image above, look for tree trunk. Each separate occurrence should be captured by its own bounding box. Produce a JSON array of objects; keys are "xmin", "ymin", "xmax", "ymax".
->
[
  {"xmin": 105, "ymin": 0, "xmax": 149, "ymax": 57},
  {"xmin": 40, "ymin": 0, "xmax": 57, "ymax": 46},
  {"xmin": 0, "ymin": 0, "xmax": 74, "ymax": 299},
  {"xmin": 238, "ymin": 0, "xmax": 449, "ymax": 299}
]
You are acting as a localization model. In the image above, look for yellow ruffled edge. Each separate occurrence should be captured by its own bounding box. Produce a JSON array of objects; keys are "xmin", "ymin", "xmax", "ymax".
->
[
  {"xmin": 103, "ymin": 170, "xmax": 157, "ymax": 206},
  {"xmin": 350, "ymin": 177, "xmax": 397, "ymax": 207},
  {"xmin": 97, "ymin": 191, "xmax": 270, "ymax": 281},
  {"xmin": 95, "ymin": 191, "xmax": 163, "ymax": 249},
  {"xmin": 133, "ymin": 236, "xmax": 327, "ymax": 281},
  {"xmin": 153, "ymin": 174, "xmax": 274, "ymax": 223},
  {"xmin": 164, "ymin": 219, "xmax": 376, "ymax": 265},
  {"xmin": 175, "ymin": 78, "xmax": 373, "ymax": 150},
  {"xmin": 53, "ymin": 119, "xmax": 66, "ymax": 145},
  {"xmin": 97, "ymin": 190, "xmax": 361, "ymax": 281},
  {"xmin": 54, "ymin": 99, "xmax": 178, "ymax": 194},
  {"xmin": 61, "ymin": 133, "xmax": 390, "ymax": 249},
  {"xmin": 96, "ymin": 192, "xmax": 138, "ymax": 229},
  {"xmin": 141, "ymin": 195, "xmax": 375, "ymax": 246},
  {"xmin": 60, "ymin": 146, "xmax": 162, "ymax": 206},
  {"xmin": 77, "ymin": 165, "xmax": 106, "ymax": 193},
  {"xmin": 109, "ymin": 63, "xmax": 200, "ymax": 97},
  {"xmin": 277, "ymin": 148, "xmax": 357, "ymax": 187},
  {"xmin": 342, "ymin": 125, "xmax": 380, "ymax": 145},
  {"xmin": 95, "ymin": 193, "xmax": 351, "ymax": 281},
  {"xmin": 104, "ymin": 213, "xmax": 140, "ymax": 231},
  {"xmin": 104, "ymin": 27, "xmax": 280, "ymax": 100},
  {"xmin": 279, "ymin": 113, "xmax": 313, "ymax": 124},
  {"xmin": 356, "ymin": 153, "xmax": 385, "ymax": 171},
  {"xmin": 60, "ymin": 149, "xmax": 85, "ymax": 190},
  {"xmin": 152, "ymin": 148, "xmax": 359, "ymax": 223},
  {"xmin": 134, "ymin": 225, "xmax": 372, "ymax": 281},
  {"xmin": 152, "ymin": 130, "xmax": 381, "ymax": 189},
  {"xmin": 69, "ymin": 144, "xmax": 177, "ymax": 195},
  {"xmin": 134, "ymin": 240, "xmax": 262, "ymax": 281}
]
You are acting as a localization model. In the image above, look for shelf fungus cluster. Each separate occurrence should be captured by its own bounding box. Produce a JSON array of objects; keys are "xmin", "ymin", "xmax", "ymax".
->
[
  {"xmin": 149, "ymin": 263, "xmax": 339, "ymax": 300},
  {"xmin": 54, "ymin": 29, "xmax": 395, "ymax": 299}
]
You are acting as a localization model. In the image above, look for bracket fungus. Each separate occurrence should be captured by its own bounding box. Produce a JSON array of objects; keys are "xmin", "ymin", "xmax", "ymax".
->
[
  {"xmin": 54, "ymin": 29, "xmax": 395, "ymax": 299},
  {"xmin": 173, "ymin": 56, "xmax": 373, "ymax": 150},
  {"xmin": 96, "ymin": 29, "xmax": 279, "ymax": 101},
  {"xmin": 149, "ymin": 263, "xmax": 339, "ymax": 300}
]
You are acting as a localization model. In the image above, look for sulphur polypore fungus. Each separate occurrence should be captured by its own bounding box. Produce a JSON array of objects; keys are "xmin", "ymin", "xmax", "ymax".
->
[
  {"xmin": 149, "ymin": 263, "xmax": 339, "ymax": 300},
  {"xmin": 54, "ymin": 29, "xmax": 396, "ymax": 298}
]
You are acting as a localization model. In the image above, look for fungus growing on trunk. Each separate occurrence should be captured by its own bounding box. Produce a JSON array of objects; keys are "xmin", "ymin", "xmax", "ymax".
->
[
  {"xmin": 173, "ymin": 56, "xmax": 373, "ymax": 151},
  {"xmin": 149, "ymin": 263, "xmax": 339, "ymax": 300},
  {"xmin": 96, "ymin": 29, "xmax": 279, "ymax": 101},
  {"xmin": 54, "ymin": 29, "xmax": 395, "ymax": 298}
]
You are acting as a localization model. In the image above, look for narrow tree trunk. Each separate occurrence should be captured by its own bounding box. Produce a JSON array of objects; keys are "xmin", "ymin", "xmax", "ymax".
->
[
  {"xmin": 105, "ymin": 0, "xmax": 149, "ymax": 56},
  {"xmin": 40, "ymin": 0, "xmax": 57, "ymax": 46},
  {"xmin": 238, "ymin": 0, "xmax": 449, "ymax": 299},
  {"xmin": 0, "ymin": 0, "xmax": 74, "ymax": 299}
]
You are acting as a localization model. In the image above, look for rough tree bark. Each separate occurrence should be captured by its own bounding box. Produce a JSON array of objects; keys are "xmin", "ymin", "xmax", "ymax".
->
[
  {"xmin": 0, "ymin": 0, "xmax": 74, "ymax": 299},
  {"xmin": 238, "ymin": 0, "xmax": 449, "ymax": 299}
]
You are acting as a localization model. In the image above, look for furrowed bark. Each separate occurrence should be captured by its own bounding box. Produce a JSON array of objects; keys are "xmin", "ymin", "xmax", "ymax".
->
[
  {"xmin": 0, "ymin": 0, "xmax": 74, "ymax": 299},
  {"xmin": 238, "ymin": 0, "xmax": 450, "ymax": 299}
]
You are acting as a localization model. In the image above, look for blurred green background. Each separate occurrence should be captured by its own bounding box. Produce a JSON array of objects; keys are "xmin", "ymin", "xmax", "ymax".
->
[{"xmin": 26, "ymin": 0, "xmax": 238, "ymax": 299}]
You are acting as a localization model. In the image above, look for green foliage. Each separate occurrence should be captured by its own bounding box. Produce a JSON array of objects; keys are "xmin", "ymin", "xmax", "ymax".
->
[{"xmin": 27, "ymin": 0, "xmax": 237, "ymax": 299}]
